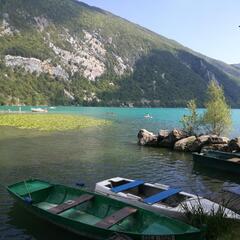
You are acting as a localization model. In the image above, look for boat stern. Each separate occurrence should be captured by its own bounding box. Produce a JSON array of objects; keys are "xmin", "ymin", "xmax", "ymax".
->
[{"xmin": 95, "ymin": 177, "xmax": 131, "ymax": 193}]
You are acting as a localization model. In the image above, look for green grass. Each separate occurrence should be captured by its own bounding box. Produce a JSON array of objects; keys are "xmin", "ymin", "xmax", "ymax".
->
[
  {"xmin": 0, "ymin": 113, "xmax": 110, "ymax": 131},
  {"xmin": 218, "ymin": 221, "xmax": 240, "ymax": 240}
]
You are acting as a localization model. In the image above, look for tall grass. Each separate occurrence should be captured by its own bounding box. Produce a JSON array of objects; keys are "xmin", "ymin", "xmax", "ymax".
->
[{"xmin": 181, "ymin": 197, "xmax": 240, "ymax": 240}]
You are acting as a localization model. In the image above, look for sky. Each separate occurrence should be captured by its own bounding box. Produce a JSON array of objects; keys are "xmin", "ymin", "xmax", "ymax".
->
[{"xmin": 80, "ymin": 0, "xmax": 240, "ymax": 64}]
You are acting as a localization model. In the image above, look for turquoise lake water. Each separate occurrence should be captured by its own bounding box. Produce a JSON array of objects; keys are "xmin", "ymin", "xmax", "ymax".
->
[{"xmin": 0, "ymin": 106, "xmax": 240, "ymax": 240}]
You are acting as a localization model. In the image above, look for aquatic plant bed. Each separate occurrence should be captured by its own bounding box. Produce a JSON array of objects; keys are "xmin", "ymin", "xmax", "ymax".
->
[{"xmin": 0, "ymin": 114, "xmax": 110, "ymax": 131}]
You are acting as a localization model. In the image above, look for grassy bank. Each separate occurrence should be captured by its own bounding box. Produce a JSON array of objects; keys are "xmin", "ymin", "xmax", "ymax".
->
[
  {"xmin": 182, "ymin": 201, "xmax": 240, "ymax": 240},
  {"xmin": 0, "ymin": 113, "xmax": 110, "ymax": 131},
  {"xmin": 186, "ymin": 214, "xmax": 240, "ymax": 240}
]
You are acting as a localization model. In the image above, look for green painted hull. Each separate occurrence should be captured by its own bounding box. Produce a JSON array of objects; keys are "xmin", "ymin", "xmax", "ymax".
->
[
  {"xmin": 193, "ymin": 151, "xmax": 240, "ymax": 174},
  {"xmin": 7, "ymin": 179, "xmax": 204, "ymax": 240}
]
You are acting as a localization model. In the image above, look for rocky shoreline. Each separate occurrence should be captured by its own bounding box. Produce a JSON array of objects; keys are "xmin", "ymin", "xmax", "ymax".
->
[{"xmin": 137, "ymin": 129, "xmax": 240, "ymax": 153}]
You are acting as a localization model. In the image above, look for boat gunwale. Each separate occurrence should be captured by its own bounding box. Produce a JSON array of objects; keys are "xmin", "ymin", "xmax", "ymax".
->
[
  {"xmin": 193, "ymin": 152, "xmax": 240, "ymax": 164},
  {"xmin": 96, "ymin": 177, "xmax": 198, "ymax": 204},
  {"xmin": 95, "ymin": 177, "xmax": 240, "ymax": 221}
]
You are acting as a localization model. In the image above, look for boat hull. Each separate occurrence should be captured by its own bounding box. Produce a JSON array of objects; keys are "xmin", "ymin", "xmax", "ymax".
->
[
  {"xmin": 7, "ymin": 179, "xmax": 204, "ymax": 240},
  {"xmin": 95, "ymin": 177, "xmax": 240, "ymax": 220},
  {"xmin": 9, "ymin": 191, "xmax": 110, "ymax": 240},
  {"xmin": 193, "ymin": 152, "xmax": 240, "ymax": 174}
]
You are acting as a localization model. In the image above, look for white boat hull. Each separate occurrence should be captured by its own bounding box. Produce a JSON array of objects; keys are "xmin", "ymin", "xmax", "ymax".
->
[
  {"xmin": 31, "ymin": 108, "xmax": 48, "ymax": 113},
  {"xmin": 95, "ymin": 177, "xmax": 240, "ymax": 220}
]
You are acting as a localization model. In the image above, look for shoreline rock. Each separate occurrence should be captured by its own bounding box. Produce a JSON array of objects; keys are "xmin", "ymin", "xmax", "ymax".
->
[
  {"xmin": 137, "ymin": 128, "xmax": 236, "ymax": 153},
  {"xmin": 137, "ymin": 129, "xmax": 158, "ymax": 147},
  {"xmin": 174, "ymin": 136, "xmax": 197, "ymax": 152},
  {"xmin": 159, "ymin": 129, "xmax": 188, "ymax": 148},
  {"xmin": 228, "ymin": 138, "xmax": 240, "ymax": 152}
]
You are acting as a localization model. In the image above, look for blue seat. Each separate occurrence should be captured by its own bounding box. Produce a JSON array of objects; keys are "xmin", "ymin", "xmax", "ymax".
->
[
  {"xmin": 143, "ymin": 188, "xmax": 181, "ymax": 205},
  {"xmin": 111, "ymin": 180, "xmax": 144, "ymax": 193}
]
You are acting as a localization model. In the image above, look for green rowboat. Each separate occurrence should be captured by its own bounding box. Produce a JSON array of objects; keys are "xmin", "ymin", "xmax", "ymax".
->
[{"xmin": 7, "ymin": 179, "xmax": 204, "ymax": 240}]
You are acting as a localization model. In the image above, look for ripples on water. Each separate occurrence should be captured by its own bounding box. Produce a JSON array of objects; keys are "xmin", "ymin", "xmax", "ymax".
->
[{"xmin": 0, "ymin": 107, "xmax": 240, "ymax": 239}]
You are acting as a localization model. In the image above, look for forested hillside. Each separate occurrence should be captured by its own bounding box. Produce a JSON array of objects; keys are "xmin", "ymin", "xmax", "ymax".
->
[{"xmin": 0, "ymin": 0, "xmax": 240, "ymax": 106}]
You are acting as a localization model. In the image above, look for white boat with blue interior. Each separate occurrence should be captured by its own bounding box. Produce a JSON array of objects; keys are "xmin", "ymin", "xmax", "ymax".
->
[{"xmin": 95, "ymin": 177, "xmax": 240, "ymax": 220}]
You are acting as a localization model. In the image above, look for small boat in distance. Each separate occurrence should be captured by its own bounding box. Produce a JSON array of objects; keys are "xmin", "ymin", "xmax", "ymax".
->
[
  {"xmin": 31, "ymin": 108, "xmax": 48, "ymax": 113},
  {"xmin": 144, "ymin": 114, "xmax": 153, "ymax": 119},
  {"xmin": 95, "ymin": 177, "xmax": 240, "ymax": 220},
  {"xmin": 193, "ymin": 150, "xmax": 240, "ymax": 174},
  {"xmin": 7, "ymin": 179, "xmax": 203, "ymax": 240}
]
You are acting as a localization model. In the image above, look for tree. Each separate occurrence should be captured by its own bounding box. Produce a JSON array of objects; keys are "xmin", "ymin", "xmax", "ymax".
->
[
  {"xmin": 181, "ymin": 99, "xmax": 200, "ymax": 135},
  {"xmin": 203, "ymin": 80, "xmax": 231, "ymax": 136}
]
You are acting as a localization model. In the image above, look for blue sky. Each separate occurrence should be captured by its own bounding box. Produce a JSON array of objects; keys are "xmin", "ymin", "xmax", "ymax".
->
[{"xmin": 80, "ymin": 0, "xmax": 240, "ymax": 64}]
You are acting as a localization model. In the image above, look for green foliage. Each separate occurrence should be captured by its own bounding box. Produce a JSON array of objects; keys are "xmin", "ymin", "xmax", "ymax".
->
[
  {"xmin": 0, "ymin": 32, "xmax": 55, "ymax": 60},
  {"xmin": 0, "ymin": 113, "xmax": 110, "ymax": 131},
  {"xmin": 181, "ymin": 99, "xmax": 200, "ymax": 135},
  {"xmin": 118, "ymin": 50, "xmax": 207, "ymax": 107},
  {"xmin": 203, "ymin": 80, "xmax": 232, "ymax": 136},
  {"xmin": 0, "ymin": 62, "xmax": 71, "ymax": 106},
  {"xmin": 178, "ymin": 51, "xmax": 240, "ymax": 107},
  {"xmin": 182, "ymin": 197, "xmax": 239, "ymax": 240}
]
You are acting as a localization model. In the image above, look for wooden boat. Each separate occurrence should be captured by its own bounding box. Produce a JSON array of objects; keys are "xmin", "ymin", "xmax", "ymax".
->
[
  {"xmin": 7, "ymin": 179, "xmax": 204, "ymax": 240},
  {"xmin": 95, "ymin": 177, "xmax": 240, "ymax": 220},
  {"xmin": 193, "ymin": 150, "xmax": 240, "ymax": 174}
]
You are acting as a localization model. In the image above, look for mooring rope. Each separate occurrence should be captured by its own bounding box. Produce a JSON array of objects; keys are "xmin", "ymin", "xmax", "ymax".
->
[{"xmin": 24, "ymin": 180, "xmax": 32, "ymax": 200}]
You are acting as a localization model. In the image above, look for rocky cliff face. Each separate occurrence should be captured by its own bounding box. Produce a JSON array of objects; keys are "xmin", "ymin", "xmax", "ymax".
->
[
  {"xmin": 5, "ymin": 55, "xmax": 69, "ymax": 80},
  {"xmin": 0, "ymin": 0, "xmax": 240, "ymax": 106}
]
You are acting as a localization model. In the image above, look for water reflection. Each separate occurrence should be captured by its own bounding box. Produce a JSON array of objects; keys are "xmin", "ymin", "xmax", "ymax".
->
[{"xmin": 7, "ymin": 203, "xmax": 82, "ymax": 240}]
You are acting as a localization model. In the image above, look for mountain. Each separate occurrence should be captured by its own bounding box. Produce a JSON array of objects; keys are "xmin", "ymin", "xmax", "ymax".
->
[
  {"xmin": 0, "ymin": 0, "xmax": 240, "ymax": 107},
  {"xmin": 232, "ymin": 64, "xmax": 240, "ymax": 70}
]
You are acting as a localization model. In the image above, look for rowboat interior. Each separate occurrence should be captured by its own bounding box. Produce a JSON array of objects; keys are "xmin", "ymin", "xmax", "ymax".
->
[
  {"xmin": 108, "ymin": 179, "xmax": 191, "ymax": 207},
  {"xmin": 9, "ymin": 179, "xmax": 198, "ymax": 235}
]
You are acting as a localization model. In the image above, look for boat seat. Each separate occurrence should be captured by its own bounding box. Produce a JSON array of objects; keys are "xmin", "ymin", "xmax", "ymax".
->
[
  {"xmin": 95, "ymin": 207, "xmax": 137, "ymax": 229},
  {"xmin": 143, "ymin": 188, "xmax": 181, "ymax": 205},
  {"xmin": 111, "ymin": 180, "xmax": 144, "ymax": 193},
  {"xmin": 49, "ymin": 194, "xmax": 94, "ymax": 214}
]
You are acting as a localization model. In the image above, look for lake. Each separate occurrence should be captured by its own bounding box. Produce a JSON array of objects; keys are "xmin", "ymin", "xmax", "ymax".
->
[{"xmin": 0, "ymin": 106, "xmax": 240, "ymax": 240}]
